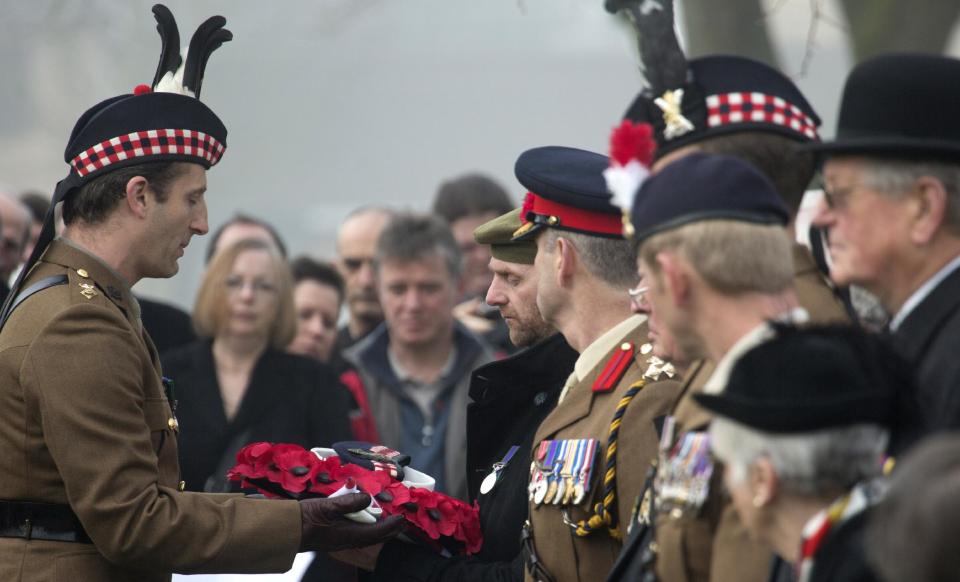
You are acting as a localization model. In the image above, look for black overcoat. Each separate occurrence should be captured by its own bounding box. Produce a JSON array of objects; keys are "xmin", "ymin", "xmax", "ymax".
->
[
  {"xmin": 161, "ymin": 339, "xmax": 353, "ymax": 492},
  {"xmin": 893, "ymin": 267, "xmax": 960, "ymax": 431}
]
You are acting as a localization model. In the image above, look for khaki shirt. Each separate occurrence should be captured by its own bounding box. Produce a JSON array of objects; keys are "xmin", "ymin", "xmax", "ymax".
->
[
  {"xmin": 0, "ymin": 241, "xmax": 301, "ymax": 582},
  {"xmin": 526, "ymin": 315, "xmax": 681, "ymax": 582}
]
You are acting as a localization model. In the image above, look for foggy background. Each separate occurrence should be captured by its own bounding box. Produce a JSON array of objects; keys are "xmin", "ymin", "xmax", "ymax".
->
[{"xmin": 1, "ymin": 0, "xmax": 959, "ymax": 309}]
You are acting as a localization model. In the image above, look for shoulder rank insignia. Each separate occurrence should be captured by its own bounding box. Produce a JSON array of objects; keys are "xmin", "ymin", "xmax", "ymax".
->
[
  {"xmin": 593, "ymin": 342, "xmax": 634, "ymax": 393},
  {"xmin": 79, "ymin": 282, "xmax": 97, "ymax": 300}
]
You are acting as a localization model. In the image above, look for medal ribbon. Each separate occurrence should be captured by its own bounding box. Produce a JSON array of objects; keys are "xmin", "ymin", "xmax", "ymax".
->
[
  {"xmin": 581, "ymin": 438, "xmax": 599, "ymax": 491},
  {"xmin": 796, "ymin": 493, "xmax": 852, "ymax": 582}
]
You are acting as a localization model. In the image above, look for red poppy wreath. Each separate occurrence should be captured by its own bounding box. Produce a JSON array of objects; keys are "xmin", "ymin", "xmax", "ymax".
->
[{"xmin": 227, "ymin": 441, "xmax": 482, "ymax": 555}]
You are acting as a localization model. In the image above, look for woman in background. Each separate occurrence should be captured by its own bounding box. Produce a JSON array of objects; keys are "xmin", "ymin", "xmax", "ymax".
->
[
  {"xmin": 289, "ymin": 255, "xmax": 379, "ymax": 443},
  {"xmin": 162, "ymin": 239, "xmax": 352, "ymax": 493}
]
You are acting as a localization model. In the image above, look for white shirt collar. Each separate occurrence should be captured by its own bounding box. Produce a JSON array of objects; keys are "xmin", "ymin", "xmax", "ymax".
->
[
  {"xmin": 573, "ymin": 314, "xmax": 645, "ymax": 381},
  {"xmin": 703, "ymin": 308, "xmax": 808, "ymax": 395},
  {"xmin": 889, "ymin": 253, "xmax": 960, "ymax": 331}
]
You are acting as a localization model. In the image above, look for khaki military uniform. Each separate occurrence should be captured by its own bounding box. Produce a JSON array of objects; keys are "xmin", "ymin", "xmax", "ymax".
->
[
  {"xmin": 524, "ymin": 315, "xmax": 682, "ymax": 582},
  {"xmin": 610, "ymin": 244, "xmax": 850, "ymax": 582},
  {"xmin": 0, "ymin": 241, "xmax": 302, "ymax": 582},
  {"xmin": 791, "ymin": 243, "xmax": 849, "ymax": 324}
]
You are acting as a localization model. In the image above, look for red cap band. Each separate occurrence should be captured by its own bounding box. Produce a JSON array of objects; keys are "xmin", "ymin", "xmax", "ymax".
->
[{"xmin": 525, "ymin": 192, "xmax": 623, "ymax": 237}]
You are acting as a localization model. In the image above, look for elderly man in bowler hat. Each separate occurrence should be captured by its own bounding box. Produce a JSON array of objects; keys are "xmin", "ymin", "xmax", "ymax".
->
[
  {"xmin": 809, "ymin": 53, "xmax": 960, "ymax": 432},
  {"xmin": 0, "ymin": 7, "xmax": 402, "ymax": 581},
  {"xmin": 510, "ymin": 146, "xmax": 681, "ymax": 582}
]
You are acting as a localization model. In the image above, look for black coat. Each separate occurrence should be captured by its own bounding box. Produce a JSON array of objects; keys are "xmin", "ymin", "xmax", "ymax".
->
[
  {"xmin": 893, "ymin": 266, "xmax": 960, "ymax": 432},
  {"xmin": 371, "ymin": 333, "xmax": 578, "ymax": 582},
  {"xmin": 139, "ymin": 296, "xmax": 196, "ymax": 355},
  {"xmin": 160, "ymin": 339, "xmax": 353, "ymax": 492}
]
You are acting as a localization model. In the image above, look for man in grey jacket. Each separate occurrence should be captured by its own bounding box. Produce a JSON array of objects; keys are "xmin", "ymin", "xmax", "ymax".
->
[{"xmin": 344, "ymin": 214, "xmax": 493, "ymax": 500}]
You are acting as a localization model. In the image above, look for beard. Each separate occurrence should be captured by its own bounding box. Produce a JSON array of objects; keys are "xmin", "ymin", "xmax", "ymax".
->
[{"xmin": 507, "ymin": 316, "xmax": 556, "ymax": 348}]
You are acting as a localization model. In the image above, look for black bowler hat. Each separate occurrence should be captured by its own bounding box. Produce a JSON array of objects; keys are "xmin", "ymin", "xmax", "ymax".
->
[
  {"xmin": 630, "ymin": 152, "xmax": 789, "ymax": 244},
  {"xmin": 805, "ymin": 53, "xmax": 960, "ymax": 160},
  {"xmin": 512, "ymin": 146, "xmax": 623, "ymax": 241},
  {"xmin": 0, "ymin": 4, "xmax": 231, "ymax": 325},
  {"xmin": 610, "ymin": 0, "xmax": 819, "ymax": 159},
  {"xmin": 694, "ymin": 324, "xmax": 904, "ymax": 433}
]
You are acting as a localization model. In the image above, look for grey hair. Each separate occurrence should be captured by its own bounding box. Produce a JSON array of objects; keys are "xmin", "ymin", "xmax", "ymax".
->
[
  {"xmin": 544, "ymin": 229, "xmax": 638, "ymax": 288},
  {"xmin": 860, "ymin": 157, "xmax": 960, "ymax": 234},
  {"xmin": 710, "ymin": 417, "xmax": 888, "ymax": 497},
  {"xmin": 374, "ymin": 213, "xmax": 462, "ymax": 278}
]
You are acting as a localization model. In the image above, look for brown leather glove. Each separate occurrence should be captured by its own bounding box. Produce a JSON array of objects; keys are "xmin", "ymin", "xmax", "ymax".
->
[{"xmin": 299, "ymin": 493, "xmax": 406, "ymax": 552}]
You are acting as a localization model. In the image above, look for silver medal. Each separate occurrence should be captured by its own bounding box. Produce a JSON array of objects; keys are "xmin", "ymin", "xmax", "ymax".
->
[
  {"xmin": 534, "ymin": 478, "xmax": 548, "ymax": 505},
  {"xmin": 552, "ymin": 477, "xmax": 565, "ymax": 505},
  {"xmin": 480, "ymin": 470, "xmax": 499, "ymax": 495}
]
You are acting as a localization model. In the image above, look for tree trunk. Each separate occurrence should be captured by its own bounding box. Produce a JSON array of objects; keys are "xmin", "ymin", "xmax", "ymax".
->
[
  {"xmin": 680, "ymin": 0, "xmax": 780, "ymax": 67},
  {"xmin": 839, "ymin": 0, "xmax": 960, "ymax": 62}
]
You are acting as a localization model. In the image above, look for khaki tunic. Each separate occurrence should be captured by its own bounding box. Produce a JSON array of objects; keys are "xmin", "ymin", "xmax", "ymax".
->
[
  {"xmin": 648, "ymin": 243, "xmax": 851, "ymax": 582},
  {"xmin": 0, "ymin": 241, "xmax": 302, "ymax": 582},
  {"xmin": 526, "ymin": 316, "xmax": 682, "ymax": 582}
]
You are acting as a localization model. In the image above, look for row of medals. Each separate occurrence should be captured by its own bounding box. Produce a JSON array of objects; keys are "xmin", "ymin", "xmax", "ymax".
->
[{"xmin": 527, "ymin": 438, "xmax": 599, "ymax": 507}]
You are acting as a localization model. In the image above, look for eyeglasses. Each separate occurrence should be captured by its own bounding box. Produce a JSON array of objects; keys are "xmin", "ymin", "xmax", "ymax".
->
[
  {"xmin": 822, "ymin": 182, "xmax": 876, "ymax": 210},
  {"xmin": 627, "ymin": 282, "xmax": 649, "ymax": 302},
  {"xmin": 225, "ymin": 275, "xmax": 278, "ymax": 296}
]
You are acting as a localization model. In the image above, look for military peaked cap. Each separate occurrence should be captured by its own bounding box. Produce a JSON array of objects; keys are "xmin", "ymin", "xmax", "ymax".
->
[
  {"xmin": 474, "ymin": 208, "xmax": 537, "ymax": 264},
  {"xmin": 512, "ymin": 146, "xmax": 622, "ymax": 241}
]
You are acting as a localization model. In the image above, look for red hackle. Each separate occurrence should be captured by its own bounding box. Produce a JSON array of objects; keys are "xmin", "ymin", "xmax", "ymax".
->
[{"xmin": 609, "ymin": 120, "xmax": 656, "ymax": 167}]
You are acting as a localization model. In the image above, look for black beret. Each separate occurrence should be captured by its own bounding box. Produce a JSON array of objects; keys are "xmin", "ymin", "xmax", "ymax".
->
[
  {"xmin": 694, "ymin": 324, "xmax": 903, "ymax": 433},
  {"xmin": 64, "ymin": 91, "xmax": 227, "ymax": 184},
  {"xmin": 805, "ymin": 53, "xmax": 960, "ymax": 160},
  {"xmin": 512, "ymin": 146, "xmax": 623, "ymax": 240},
  {"xmin": 630, "ymin": 152, "xmax": 789, "ymax": 244},
  {"xmin": 624, "ymin": 55, "xmax": 820, "ymax": 158}
]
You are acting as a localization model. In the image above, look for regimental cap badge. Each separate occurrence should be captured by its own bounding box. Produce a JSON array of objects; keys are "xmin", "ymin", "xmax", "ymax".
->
[{"xmin": 654, "ymin": 89, "xmax": 695, "ymax": 140}]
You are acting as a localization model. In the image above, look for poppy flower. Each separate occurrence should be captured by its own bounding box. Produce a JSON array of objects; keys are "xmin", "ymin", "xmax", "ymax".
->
[
  {"xmin": 228, "ymin": 441, "xmax": 275, "ymax": 479},
  {"xmin": 226, "ymin": 442, "xmax": 484, "ymax": 554},
  {"xmin": 270, "ymin": 445, "xmax": 321, "ymax": 493}
]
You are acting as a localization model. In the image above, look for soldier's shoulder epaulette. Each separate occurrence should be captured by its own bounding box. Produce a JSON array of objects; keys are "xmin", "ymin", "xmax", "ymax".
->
[{"xmin": 65, "ymin": 267, "xmax": 110, "ymax": 307}]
